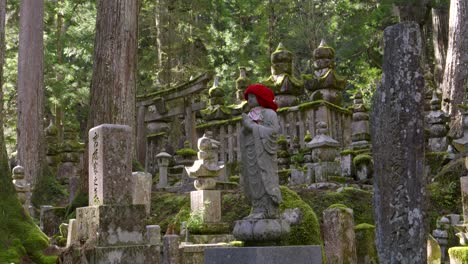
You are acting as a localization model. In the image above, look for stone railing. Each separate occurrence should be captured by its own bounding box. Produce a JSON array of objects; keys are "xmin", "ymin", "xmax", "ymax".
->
[{"xmin": 196, "ymin": 100, "xmax": 352, "ymax": 164}]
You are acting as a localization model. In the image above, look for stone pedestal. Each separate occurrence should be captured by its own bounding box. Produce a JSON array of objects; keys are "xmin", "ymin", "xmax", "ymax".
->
[
  {"xmin": 232, "ymin": 219, "xmax": 290, "ymax": 246},
  {"xmin": 132, "ymin": 171, "xmax": 152, "ymax": 215},
  {"xmin": 190, "ymin": 190, "xmax": 221, "ymax": 223},
  {"xmin": 204, "ymin": 246, "xmax": 322, "ymax": 264},
  {"xmin": 306, "ymin": 162, "xmax": 340, "ymax": 182},
  {"xmin": 76, "ymin": 204, "xmax": 146, "ymax": 246}
]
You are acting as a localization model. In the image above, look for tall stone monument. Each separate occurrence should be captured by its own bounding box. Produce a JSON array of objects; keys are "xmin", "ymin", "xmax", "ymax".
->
[
  {"xmin": 69, "ymin": 124, "xmax": 159, "ymax": 263},
  {"xmin": 371, "ymin": 22, "xmax": 426, "ymax": 263}
]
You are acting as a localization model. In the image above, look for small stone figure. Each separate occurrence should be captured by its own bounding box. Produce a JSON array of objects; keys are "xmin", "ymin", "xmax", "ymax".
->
[{"xmin": 240, "ymin": 84, "xmax": 282, "ymax": 219}]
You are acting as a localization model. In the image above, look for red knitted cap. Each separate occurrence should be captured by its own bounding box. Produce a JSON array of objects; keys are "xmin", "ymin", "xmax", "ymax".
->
[{"xmin": 243, "ymin": 84, "xmax": 278, "ymax": 112}]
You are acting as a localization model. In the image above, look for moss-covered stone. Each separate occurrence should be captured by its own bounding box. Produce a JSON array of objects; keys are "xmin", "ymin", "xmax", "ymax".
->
[
  {"xmin": 298, "ymin": 187, "xmax": 374, "ymax": 225},
  {"xmin": 0, "ymin": 184, "xmax": 57, "ymax": 263},
  {"xmin": 449, "ymin": 247, "xmax": 468, "ymax": 264},
  {"xmin": 327, "ymin": 203, "xmax": 349, "ymax": 210},
  {"xmin": 353, "ymin": 154, "xmax": 372, "ymax": 167},
  {"xmin": 279, "ymin": 186, "xmax": 323, "ymax": 247},
  {"xmin": 175, "ymin": 148, "xmax": 197, "ymax": 158},
  {"xmin": 354, "ymin": 223, "xmax": 378, "ymax": 264}
]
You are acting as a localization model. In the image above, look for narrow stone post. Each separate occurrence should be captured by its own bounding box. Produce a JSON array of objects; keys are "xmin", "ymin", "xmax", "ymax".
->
[
  {"xmin": 163, "ymin": 234, "xmax": 180, "ymax": 264},
  {"xmin": 322, "ymin": 205, "xmax": 357, "ymax": 264},
  {"xmin": 371, "ymin": 22, "xmax": 426, "ymax": 263},
  {"xmin": 132, "ymin": 171, "xmax": 152, "ymax": 215},
  {"xmin": 156, "ymin": 151, "xmax": 171, "ymax": 188}
]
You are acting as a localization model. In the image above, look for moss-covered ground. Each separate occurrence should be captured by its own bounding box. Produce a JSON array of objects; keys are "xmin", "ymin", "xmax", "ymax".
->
[
  {"xmin": 0, "ymin": 173, "xmax": 57, "ymax": 263},
  {"xmin": 297, "ymin": 186, "xmax": 374, "ymax": 225},
  {"xmin": 149, "ymin": 186, "xmax": 324, "ymax": 247}
]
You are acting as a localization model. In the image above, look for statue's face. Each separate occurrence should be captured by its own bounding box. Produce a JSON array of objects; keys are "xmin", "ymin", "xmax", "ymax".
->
[{"xmin": 247, "ymin": 93, "xmax": 260, "ymax": 108}]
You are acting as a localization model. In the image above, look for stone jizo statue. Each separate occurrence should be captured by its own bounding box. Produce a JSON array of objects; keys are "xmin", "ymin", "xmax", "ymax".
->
[{"xmin": 241, "ymin": 84, "xmax": 282, "ymax": 219}]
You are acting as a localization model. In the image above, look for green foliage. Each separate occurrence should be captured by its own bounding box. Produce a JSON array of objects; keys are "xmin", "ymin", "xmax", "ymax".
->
[
  {"xmin": 0, "ymin": 174, "xmax": 56, "ymax": 263},
  {"xmin": 147, "ymin": 192, "xmax": 190, "ymax": 234},
  {"xmin": 175, "ymin": 148, "xmax": 197, "ymax": 157},
  {"xmin": 31, "ymin": 166, "xmax": 68, "ymax": 207},
  {"xmin": 448, "ymin": 247, "xmax": 468, "ymax": 262},
  {"xmin": 132, "ymin": 159, "xmax": 145, "ymax": 172},
  {"xmin": 299, "ymin": 187, "xmax": 374, "ymax": 225},
  {"xmin": 427, "ymin": 158, "xmax": 466, "ymax": 230}
]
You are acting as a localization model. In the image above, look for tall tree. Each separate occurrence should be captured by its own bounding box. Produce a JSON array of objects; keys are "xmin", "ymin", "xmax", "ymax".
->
[
  {"xmin": 84, "ymin": 0, "xmax": 138, "ymax": 191},
  {"xmin": 431, "ymin": 3, "xmax": 449, "ymax": 87},
  {"xmin": 441, "ymin": 0, "xmax": 468, "ymax": 137},
  {"xmin": 16, "ymin": 0, "xmax": 45, "ymax": 186},
  {"xmin": 88, "ymin": 0, "xmax": 137, "ymax": 129}
]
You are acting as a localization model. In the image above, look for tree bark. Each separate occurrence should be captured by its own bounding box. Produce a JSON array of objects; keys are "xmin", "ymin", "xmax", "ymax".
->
[
  {"xmin": 155, "ymin": 0, "xmax": 172, "ymax": 86},
  {"xmin": 441, "ymin": 0, "xmax": 468, "ymax": 138},
  {"xmin": 84, "ymin": 0, "xmax": 138, "ymax": 192},
  {"xmin": 0, "ymin": 0, "xmax": 12, "ymax": 192},
  {"xmin": 17, "ymin": 0, "xmax": 45, "ymax": 186},
  {"xmin": 431, "ymin": 7, "xmax": 449, "ymax": 88}
]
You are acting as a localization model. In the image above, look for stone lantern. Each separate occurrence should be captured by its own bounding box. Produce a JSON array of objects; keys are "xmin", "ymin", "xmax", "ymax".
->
[
  {"xmin": 156, "ymin": 151, "xmax": 172, "ymax": 188},
  {"xmin": 185, "ymin": 132, "xmax": 226, "ymax": 231},
  {"xmin": 185, "ymin": 131, "xmax": 224, "ymax": 190},
  {"xmin": 306, "ymin": 122, "xmax": 340, "ymax": 182}
]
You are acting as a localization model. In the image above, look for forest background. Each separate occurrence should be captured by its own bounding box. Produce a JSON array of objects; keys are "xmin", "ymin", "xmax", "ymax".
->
[{"xmin": 2, "ymin": 0, "xmax": 448, "ymax": 154}]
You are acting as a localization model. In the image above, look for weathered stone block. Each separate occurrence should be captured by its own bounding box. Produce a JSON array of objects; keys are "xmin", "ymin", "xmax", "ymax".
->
[
  {"xmin": 322, "ymin": 206, "xmax": 357, "ymax": 263},
  {"xmin": 146, "ymin": 225, "xmax": 161, "ymax": 245},
  {"xmin": 88, "ymin": 124, "xmax": 132, "ymax": 206},
  {"xmin": 190, "ymin": 190, "xmax": 221, "ymax": 223},
  {"xmin": 371, "ymin": 22, "xmax": 426, "ymax": 263},
  {"xmin": 66, "ymin": 219, "xmax": 78, "ymax": 247},
  {"xmin": 204, "ymin": 246, "xmax": 322, "ymax": 264},
  {"xmin": 76, "ymin": 205, "xmax": 146, "ymax": 246},
  {"xmin": 132, "ymin": 171, "xmax": 152, "ymax": 215},
  {"xmin": 163, "ymin": 234, "xmax": 181, "ymax": 264}
]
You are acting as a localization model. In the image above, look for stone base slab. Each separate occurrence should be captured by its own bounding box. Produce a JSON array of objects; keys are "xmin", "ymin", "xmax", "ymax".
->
[
  {"xmin": 76, "ymin": 204, "xmax": 146, "ymax": 246},
  {"xmin": 204, "ymin": 245, "xmax": 322, "ymax": 264},
  {"xmin": 84, "ymin": 245, "xmax": 160, "ymax": 264}
]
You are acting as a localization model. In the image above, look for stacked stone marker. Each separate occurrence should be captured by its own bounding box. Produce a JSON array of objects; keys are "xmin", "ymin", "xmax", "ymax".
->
[
  {"xmin": 371, "ymin": 22, "xmax": 426, "ymax": 263},
  {"xmin": 72, "ymin": 124, "xmax": 159, "ymax": 263}
]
